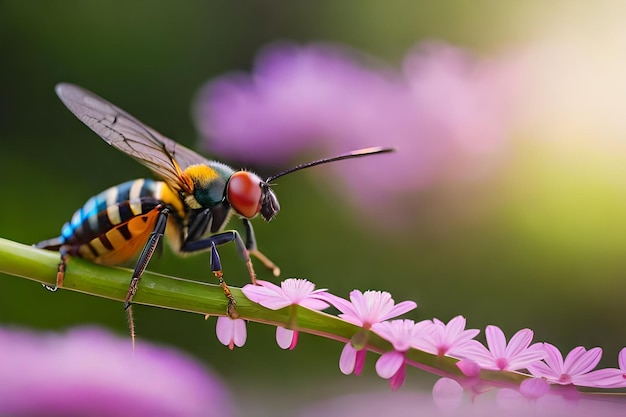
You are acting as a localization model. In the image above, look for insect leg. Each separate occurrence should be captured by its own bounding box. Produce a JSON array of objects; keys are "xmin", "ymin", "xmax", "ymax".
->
[
  {"xmin": 242, "ymin": 218, "xmax": 280, "ymax": 277},
  {"xmin": 181, "ymin": 231, "xmax": 257, "ymax": 317},
  {"xmin": 210, "ymin": 242, "xmax": 238, "ymax": 319},
  {"xmin": 35, "ymin": 237, "xmax": 69, "ymax": 291},
  {"xmin": 182, "ymin": 230, "xmax": 256, "ymax": 283},
  {"xmin": 124, "ymin": 206, "xmax": 170, "ymax": 347},
  {"xmin": 42, "ymin": 246, "xmax": 69, "ymax": 292}
]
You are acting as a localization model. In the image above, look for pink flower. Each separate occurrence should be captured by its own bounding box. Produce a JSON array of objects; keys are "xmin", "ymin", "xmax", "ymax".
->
[
  {"xmin": 216, "ymin": 316, "xmax": 247, "ymax": 350},
  {"xmin": 325, "ymin": 290, "xmax": 417, "ymax": 376},
  {"xmin": 329, "ymin": 290, "xmax": 417, "ymax": 329},
  {"xmin": 411, "ymin": 315, "xmax": 481, "ymax": 359},
  {"xmin": 372, "ymin": 319, "xmax": 431, "ymax": 390},
  {"xmin": 242, "ymin": 279, "xmax": 330, "ymax": 310},
  {"xmin": 0, "ymin": 326, "xmax": 233, "ymax": 417},
  {"xmin": 467, "ymin": 325, "xmax": 545, "ymax": 371},
  {"xmin": 527, "ymin": 343, "xmax": 615, "ymax": 388},
  {"xmin": 242, "ymin": 279, "xmax": 331, "ymax": 350}
]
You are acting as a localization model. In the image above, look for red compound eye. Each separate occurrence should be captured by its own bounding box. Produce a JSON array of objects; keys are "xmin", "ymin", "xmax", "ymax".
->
[{"xmin": 226, "ymin": 171, "xmax": 263, "ymax": 218}]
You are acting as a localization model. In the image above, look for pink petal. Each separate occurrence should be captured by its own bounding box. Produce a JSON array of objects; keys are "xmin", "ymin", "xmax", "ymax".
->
[
  {"xmin": 347, "ymin": 290, "xmax": 368, "ymax": 316},
  {"xmin": 339, "ymin": 343, "xmax": 356, "ymax": 375},
  {"xmin": 527, "ymin": 360, "xmax": 556, "ymax": 379},
  {"xmin": 485, "ymin": 325, "xmax": 507, "ymax": 358},
  {"xmin": 464, "ymin": 343, "xmax": 495, "ymax": 368},
  {"xmin": 448, "ymin": 339, "xmax": 484, "ymax": 360},
  {"xmin": 504, "ymin": 328, "xmax": 534, "ymax": 358},
  {"xmin": 337, "ymin": 314, "xmax": 366, "ymax": 327},
  {"xmin": 375, "ymin": 351, "xmax": 405, "ymax": 379},
  {"xmin": 244, "ymin": 279, "xmax": 331, "ymax": 311},
  {"xmin": 215, "ymin": 317, "xmax": 246, "ymax": 349},
  {"xmin": 241, "ymin": 285, "xmax": 284, "ymax": 306},
  {"xmin": 575, "ymin": 368, "xmax": 625, "ymax": 388},
  {"xmin": 276, "ymin": 327, "xmax": 295, "ymax": 350},
  {"xmin": 446, "ymin": 315, "xmax": 467, "ymax": 336},
  {"xmin": 215, "ymin": 317, "xmax": 234, "ymax": 346},
  {"xmin": 332, "ymin": 291, "xmax": 417, "ymax": 327},
  {"xmin": 254, "ymin": 279, "xmax": 283, "ymax": 293},
  {"xmin": 561, "ymin": 346, "xmax": 586, "ymax": 373},
  {"xmin": 619, "ymin": 347, "xmax": 626, "ymax": 371},
  {"xmin": 456, "ymin": 328, "xmax": 481, "ymax": 343},
  {"xmin": 432, "ymin": 378, "xmax": 463, "ymax": 411},
  {"xmin": 456, "ymin": 359, "xmax": 481, "ymax": 377},
  {"xmin": 351, "ymin": 290, "xmax": 391, "ymax": 325},
  {"xmin": 321, "ymin": 293, "xmax": 355, "ymax": 315},
  {"xmin": 380, "ymin": 300, "xmax": 418, "ymax": 321},
  {"xmin": 410, "ymin": 326, "xmax": 436, "ymax": 354},
  {"xmin": 354, "ymin": 349, "xmax": 367, "ymax": 376},
  {"xmin": 507, "ymin": 343, "xmax": 545, "ymax": 371},
  {"xmin": 240, "ymin": 283, "xmax": 265, "ymax": 302},
  {"xmin": 232, "ymin": 319, "xmax": 247, "ymax": 347},
  {"xmin": 565, "ymin": 347, "xmax": 602, "ymax": 376},
  {"xmin": 389, "ymin": 363, "xmax": 406, "ymax": 391},
  {"xmin": 426, "ymin": 316, "xmax": 481, "ymax": 359},
  {"xmin": 542, "ymin": 343, "xmax": 565, "ymax": 375},
  {"xmin": 520, "ymin": 378, "xmax": 549, "ymax": 399},
  {"xmin": 280, "ymin": 279, "xmax": 325, "ymax": 303},
  {"xmin": 298, "ymin": 298, "xmax": 331, "ymax": 311},
  {"xmin": 260, "ymin": 298, "xmax": 293, "ymax": 310}
]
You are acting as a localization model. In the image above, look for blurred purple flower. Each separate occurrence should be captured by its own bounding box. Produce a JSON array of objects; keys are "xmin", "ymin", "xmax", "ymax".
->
[
  {"xmin": 467, "ymin": 325, "xmax": 545, "ymax": 371},
  {"xmin": 0, "ymin": 326, "xmax": 233, "ymax": 417},
  {"xmin": 519, "ymin": 377, "xmax": 550, "ymax": 400},
  {"xmin": 194, "ymin": 42, "xmax": 517, "ymax": 220},
  {"xmin": 296, "ymin": 388, "xmax": 626, "ymax": 417},
  {"xmin": 432, "ymin": 377, "xmax": 464, "ymax": 411},
  {"xmin": 527, "ymin": 343, "xmax": 617, "ymax": 388}
]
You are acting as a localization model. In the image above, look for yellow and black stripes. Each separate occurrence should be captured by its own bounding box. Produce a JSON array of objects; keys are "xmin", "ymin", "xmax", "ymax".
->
[
  {"xmin": 38, "ymin": 179, "xmax": 172, "ymax": 264},
  {"xmin": 59, "ymin": 179, "xmax": 157, "ymax": 243}
]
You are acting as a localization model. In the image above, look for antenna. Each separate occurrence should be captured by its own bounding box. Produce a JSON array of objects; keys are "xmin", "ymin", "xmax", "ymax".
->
[{"xmin": 265, "ymin": 147, "xmax": 395, "ymax": 183}]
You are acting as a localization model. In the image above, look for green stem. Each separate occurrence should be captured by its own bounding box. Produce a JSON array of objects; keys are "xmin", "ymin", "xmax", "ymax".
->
[{"xmin": 0, "ymin": 237, "xmax": 526, "ymax": 386}]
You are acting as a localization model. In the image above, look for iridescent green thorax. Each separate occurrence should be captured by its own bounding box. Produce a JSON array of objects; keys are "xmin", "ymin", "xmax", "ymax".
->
[{"xmin": 183, "ymin": 162, "xmax": 234, "ymax": 208}]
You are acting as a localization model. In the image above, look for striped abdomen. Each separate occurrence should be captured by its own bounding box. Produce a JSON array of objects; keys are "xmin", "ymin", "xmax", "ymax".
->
[{"xmin": 38, "ymin": 179, "xmax": 181, "ymax": 265}]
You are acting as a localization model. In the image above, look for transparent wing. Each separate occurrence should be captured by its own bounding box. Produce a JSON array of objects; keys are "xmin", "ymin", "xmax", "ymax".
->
[{"xmin": 55, "ymin": 83, "xmax": 210, "ymax": 192}]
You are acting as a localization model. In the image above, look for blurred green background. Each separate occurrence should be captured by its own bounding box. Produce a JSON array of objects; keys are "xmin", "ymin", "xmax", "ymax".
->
[{"xmin": 2, "ymin": 1, "xmax": 626, "ymax": 414}]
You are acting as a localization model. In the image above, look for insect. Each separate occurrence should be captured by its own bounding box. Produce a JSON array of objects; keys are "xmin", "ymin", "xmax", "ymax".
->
[{"xmin": 37, "ymin": 83, "xmax": 394, "ymax": 343}]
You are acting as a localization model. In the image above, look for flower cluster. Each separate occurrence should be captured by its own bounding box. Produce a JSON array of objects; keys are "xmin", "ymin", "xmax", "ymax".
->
[{"xmin": 209, "ymin": 277, "xmax": 626, "ymax": 407}]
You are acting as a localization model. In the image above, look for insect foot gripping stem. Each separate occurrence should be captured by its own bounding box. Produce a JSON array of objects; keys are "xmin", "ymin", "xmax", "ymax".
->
[
  {"xmin": 42, "ymin": 247, "xmax": 69, "ymax": 292},
  {"xmin": 210, "ymin": 242, "xmax": 239, "ymax": 319},
  {"xmin": 124, "ymin": 207, "xmax": 170, "ymax": 350},
  {"xmin": 33, "ymin": 242, "xmax": 68, "ymax": 292}
]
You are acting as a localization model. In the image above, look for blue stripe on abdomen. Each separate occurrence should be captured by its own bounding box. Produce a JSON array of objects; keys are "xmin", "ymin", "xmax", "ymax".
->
[{"xmin": 60, "ymin": 179, "xmax": 159, "ymax": 244}]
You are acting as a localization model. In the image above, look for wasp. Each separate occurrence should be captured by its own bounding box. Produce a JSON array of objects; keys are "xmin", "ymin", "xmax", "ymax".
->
[{"xmin": 37, "ymin": 83, "xmax": 393, "ymax": 342}]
